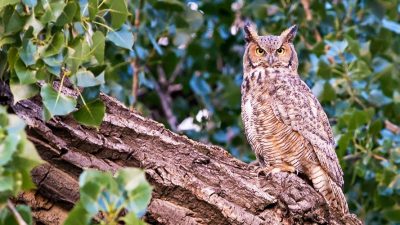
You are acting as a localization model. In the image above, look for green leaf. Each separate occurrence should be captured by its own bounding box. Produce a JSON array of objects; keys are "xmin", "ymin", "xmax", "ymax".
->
[
  {"xmin": 19, "ymin": 40, "xmax": 37, "ymax": 66},
  {"xmin": 40, "ymin": 84, "xmax": 77, "ymax": 117},
  {"xmin": 40, "ymin": 0, "xmax": 66, "ymax": 24},
  {"xmin": 349, "ymin": 60, "xmax": 371, "ymax": 80},
  {"xmin": 92, "ymin": 31, "xmax": 105, "ymax": 64},
  {"xmin": 73, "ymin": 100, "xmax": 105, "ymax": 128},
  {"xmin": 55, "ymin": 1, "xmax": 78, "ymax": 26},
  {"xmin": 108, "ymin": 0, "xmax": 129, "ymax": 29},
  {"xmin": 122, "ymin": 212, "xmax": 146, "ymax": 225},
  {"xmin": 79, "ymin": 170, "xmax": 116, "ymax": 194},
  {"xmin": 0, "ymin": 36, "xmax": 16, "ymax": 48},
  {"xmin": 19, "ymin": 137, "xmax": 43, "ymax": 166},
  {"xmin": 382, "ymin": 205, "xmax": 400, "ymax": 221},
  {"xmin": 44, "ymin": 32, "xmax": 65, "ymax": 57},
  {"xmin": 24, "ymin": 13, "xmax": 44, "ymax": 37},
  {"xmin": 22, "ymin": 0, "xmax": 37, "ymax": 7},
  {"xmin": 74, "ymin": 69, "xmax": 104, "ymax": 87},
  {"xmin": 106, "ymin": 26, "xmax": 134, "ymax": 50},
  {"xmin": 321, "ymin": 82, "xmax": 336, "ymax": 102},
  {"xmin": 14, "ymin": 59, "xmax": 37, "ymax": 85},
  {"xmin": 0, "ymin": 0, "xmax": 19, "ymax": 11},
  {"xmin": 15, "ymin": 205, "xmax": 33, "ymax": 225},
  {"xmin": 63, "ymin": 203, "xmax": 90, "ymax": 225},
  {"xmin": 154, "ymin": 0, "xmax": 185, "ymax": 12},
  {"xmin": 117, "ymin": 168, "xmax": 152, "ymax": 216},
  {"xmin": 0, "ymin": 176, "xmax": 13, "ymax": 192},
  {"xmin": 67, "ymin": 38, "xmax": 91, "ymax": 73},
  {"xmin": 5, "ymin": 10, "xmax": 26, "ymax": 34},
  {"xmin": 184, "ymin": 9, "xmax": 203, "ymax": 32},
  {"xmin": 88, "ymin": 0, "xmax": 98, "ymax": 20},
  {"xmin": 173, "ymin": 30, "xmax": 190, "ymax": 46},
  {"xmin": 7, "ymin": 47, "xmax": 18, "ymax": 69},
  {"xmin": 10, "ymin": 83, "xmax": 39, "ymax": 103},
  {"xmin": 0, "ymin": 134, "xmax": 19, "ymax": 166}
]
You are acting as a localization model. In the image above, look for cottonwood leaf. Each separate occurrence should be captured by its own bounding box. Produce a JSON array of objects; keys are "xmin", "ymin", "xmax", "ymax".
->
[
  {"xmin": 44, "ymin": 32, "xmax": 65, "ymax": 57},
  {"xmin": 108, "ymin": 0, "xmax": 129, "ymax": 29},
  {"xmin": 73, "ymin": 100, "xmax": 105, "ymax": 128},
  {"xmin": 19, "ymin": 39, "xmax": 37, "ymax": 66},
  {"xmin": 40, "ymin": 84, "xmax": 76, "ymax": 117},
  {"xmin": 92, "ymin": 31, "xmax": 105, "ymax": 64},
  {"xmin": 10, "ymin": 83, "xmax": 39, "ymax": 103},
  {"xmin": 14, "ymin": 59, "xmax": 36, "ymax": 84},
  {"xmin": 74, "ymin": 69, "xmax": 104, "ymax": 87},
  {"xmin": 40, "ymin": 0, "xmax": 66, "ymax": 24},
  {"xmin": 106, "ymin": 26, "xmax": 134, "ymax": 50}
]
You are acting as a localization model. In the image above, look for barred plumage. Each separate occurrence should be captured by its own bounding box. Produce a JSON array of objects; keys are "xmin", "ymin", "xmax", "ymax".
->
[{"xmin": 241, "ymin": 24, "xmax": 349, "ymax": 214}]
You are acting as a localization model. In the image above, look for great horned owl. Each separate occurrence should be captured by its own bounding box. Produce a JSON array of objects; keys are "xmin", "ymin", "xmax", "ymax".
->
[{"xmin": 241, "ymin": 24, "xmax": 349, "ymax": 214}]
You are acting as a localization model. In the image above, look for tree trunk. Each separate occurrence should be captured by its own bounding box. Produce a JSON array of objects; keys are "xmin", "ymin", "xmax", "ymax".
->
[{"xmin": 3, "ymin": 83, "xmax": 362, "ymax": 225}]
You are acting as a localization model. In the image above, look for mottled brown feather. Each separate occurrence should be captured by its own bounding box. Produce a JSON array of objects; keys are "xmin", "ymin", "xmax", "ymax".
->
[{"xmin": 241, "ymin": 24, "xmax": 349, "ymax": 214}]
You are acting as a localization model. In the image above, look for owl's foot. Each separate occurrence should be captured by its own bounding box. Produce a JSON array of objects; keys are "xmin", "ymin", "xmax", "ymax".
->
[{"xmin": 257, "ymin": 164, "xmax": 296, "ymax": 178}]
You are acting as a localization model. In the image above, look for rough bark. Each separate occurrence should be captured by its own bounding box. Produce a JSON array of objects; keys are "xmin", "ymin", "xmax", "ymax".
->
[{"xmin": 3, "ymin": 83, "xmax": 362, "ymax": 225}]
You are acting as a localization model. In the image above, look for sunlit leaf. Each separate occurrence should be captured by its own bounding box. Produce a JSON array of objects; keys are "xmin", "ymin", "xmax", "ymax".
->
[
  {"xmin": 122, "ymin": 212, "xmax": 146, "ymax": 225},
  {"xmin": 117, "ymin": 168, "xmax": 152, "ymax": 216},
  {"xmin": 63, "ymin": 203, "xmax": 90, "ymax": 225},
  {"xmin": 73, "ymin": 69, "xmax": 104, "ymax": 87},
  {"xmin": 10, "ymin": 83, "xmax": 39, "ymax": 103},
  {"xmin": 44, "ymin": 32, "xmax": 65, "ymax": 57},
  {"xmin": 88, "ymin": 0, "xmax": 98, "ymax": 20},
  {"xmin": 40, "ymin": 84, "xmax": 77, "ymax": 117},
  {"xmin": 24, "ymin": 13, "xmax": 44, "ymax": 37},
  {"xmin": 40, "ymin": 0, "xmax": 66, "ymax": 24},
  {"xmin": 0, "ymin": 36, "xmax": 16, "ymax": 47},
  {"xmin": 55, "ymin": 1, "xmax": 78, "ymax": 26},
  {"xmin": 19, "ymin": 40, "xmax": 37, "ymax": 66},
  {"xmin": 92, "ymin": 31, "xmax": 105, "ymax": 64},
  {"xmin": 14, "ymin": 59, "xmax": 37, "ymax": 84},
  {"xmin": 0, "ymin": 0, "xmax": 19, "ymax": 11},
  {"xmin": 5, "ymin": 10, "xmax": 26, "ymax": 34},
  {"xmin": 108, "ymin": 0, "xmax": 129, "ymax": 29},
  {"xmin": 67, "ymin": 38, "xmax": 91, "ymax": 73},
  {"xmin": 106, "ymin": 26, "xmax": 134, "ymax": 50}
]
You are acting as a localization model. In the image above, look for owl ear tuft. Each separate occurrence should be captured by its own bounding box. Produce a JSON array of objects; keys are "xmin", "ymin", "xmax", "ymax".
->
[
  {"xmin": 243, "ymin": 22, "xmax": 258, "ymax": 42},
  {"xmin": 280, "ymin": 25, "xmax": 298, "ymax": 43}
]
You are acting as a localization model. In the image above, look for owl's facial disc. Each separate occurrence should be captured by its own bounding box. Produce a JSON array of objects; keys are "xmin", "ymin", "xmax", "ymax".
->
[
  {"xmin": 243, "ymin": 24, "xmax": 299, "ymax": 71},
  {"xmin": 246, "ymin": 41, "xmax": 292, "ymax": 68}
]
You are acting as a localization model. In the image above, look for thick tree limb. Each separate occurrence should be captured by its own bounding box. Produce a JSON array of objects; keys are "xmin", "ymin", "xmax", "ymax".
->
[{"xmin": 5, "ymin": 86, "xmax": 362, "ymax": 225}]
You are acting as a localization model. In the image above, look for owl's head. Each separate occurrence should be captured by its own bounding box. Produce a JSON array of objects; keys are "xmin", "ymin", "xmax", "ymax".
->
[{"xmin": 243, "ymin": 23, "xmax": 298, "ymax": 73}]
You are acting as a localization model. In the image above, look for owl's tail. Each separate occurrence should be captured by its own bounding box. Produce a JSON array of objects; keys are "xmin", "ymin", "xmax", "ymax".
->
[{"xmin": 309, "ymin": 165, "xmax": 349, "ymax": 214}]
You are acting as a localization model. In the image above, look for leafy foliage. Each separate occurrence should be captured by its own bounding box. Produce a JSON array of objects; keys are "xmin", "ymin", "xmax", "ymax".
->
[
  {"xmin": 0, "ymin": 1, "xmax": 152, "ymax": 224},
  {"xmin": 0, "ymin": 0, "xmax": 134, "ymax": 128},
  {"xmin": 64, "ymin": 168, "xmax": 152, "ymax": 225},
  {"xmin": 0, "ymin": 106, "xmax": 42, "ymax": 225}
]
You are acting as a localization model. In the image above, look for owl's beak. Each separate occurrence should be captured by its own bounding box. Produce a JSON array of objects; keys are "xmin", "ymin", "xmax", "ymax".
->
[{"xmin": 266, "ymin": 55, "xmax": 274, "ymax": 66}]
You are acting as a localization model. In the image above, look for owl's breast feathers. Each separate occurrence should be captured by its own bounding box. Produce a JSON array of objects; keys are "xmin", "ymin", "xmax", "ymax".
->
[{"xmin": 241, "ymin": 68, "xmax": 344, "ymax": 187}]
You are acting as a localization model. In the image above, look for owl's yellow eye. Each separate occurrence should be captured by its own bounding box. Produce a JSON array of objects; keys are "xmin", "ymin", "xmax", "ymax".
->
[
  {"xmin": 276, "ymin": 47, "xmax": 285, "ymax": 54},
  {"xmin": 255, "ymin": 48, "xmax": 264, "ymax": 56}
]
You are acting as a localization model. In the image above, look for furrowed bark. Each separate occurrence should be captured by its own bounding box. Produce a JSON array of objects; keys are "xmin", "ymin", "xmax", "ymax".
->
[{"xmin": 3, "ymin": 82, "xmax": 361, "ymax": 225}]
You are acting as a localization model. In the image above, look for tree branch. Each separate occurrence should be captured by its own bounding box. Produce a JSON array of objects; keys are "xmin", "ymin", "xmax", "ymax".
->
[{"xmin": 4, "ymin": 83, "xmax": 362, "ymax": 225}]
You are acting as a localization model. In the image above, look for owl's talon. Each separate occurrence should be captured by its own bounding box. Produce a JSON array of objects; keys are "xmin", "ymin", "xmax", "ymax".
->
[{"xmin": 256, "ymin": 164, "xmax": 296, "ymax": 179}]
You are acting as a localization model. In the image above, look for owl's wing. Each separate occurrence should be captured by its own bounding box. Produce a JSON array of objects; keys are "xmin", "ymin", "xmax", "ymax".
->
[{"xmin": 268, "ymin": 74, "xmax": 344, "ymax": 187}]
